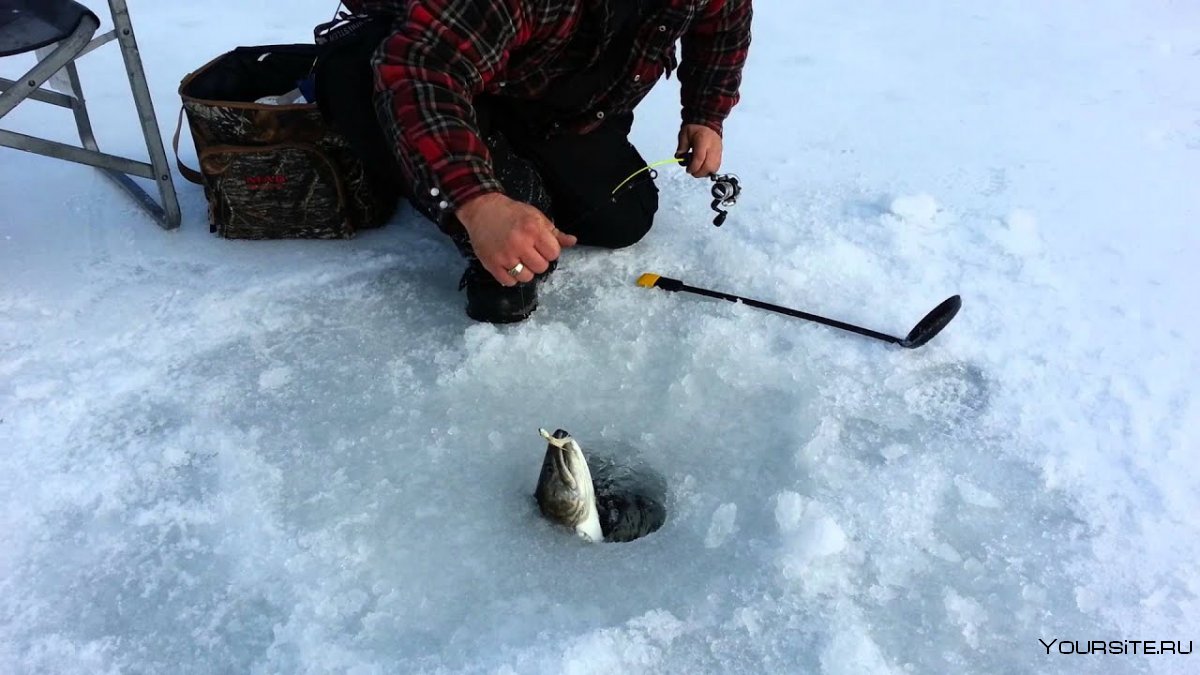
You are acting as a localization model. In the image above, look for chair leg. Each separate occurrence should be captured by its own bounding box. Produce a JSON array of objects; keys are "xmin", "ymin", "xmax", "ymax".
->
[
  {"xmin": 64, "ymin": 62, "xmax": 97, "ymax": 151},
  {"xmin": 60, "ymin": 57, "xmax": 171, "ymax": 226},
  {"xmin": 105, "ymin": 0, "xmax": 181, "ymax": 230}
]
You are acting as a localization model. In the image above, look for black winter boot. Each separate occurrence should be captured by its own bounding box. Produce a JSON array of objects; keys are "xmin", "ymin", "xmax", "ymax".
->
[
  {"xmin": 450, "ymin": 218, "xmax": 558, "ymax": 324},
  {"xmin": 458, "ymin": 259, "xmax": 557, "ymax": 324},
  {"xmin": 459, "ymin": 260, "xmax": 537, "ymax": 324}
]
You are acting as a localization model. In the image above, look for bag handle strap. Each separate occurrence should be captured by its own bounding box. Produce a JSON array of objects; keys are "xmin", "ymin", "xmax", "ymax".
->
[{"xmin": 172, "ymin": 106, "xmax": 205, "ymax": 185}]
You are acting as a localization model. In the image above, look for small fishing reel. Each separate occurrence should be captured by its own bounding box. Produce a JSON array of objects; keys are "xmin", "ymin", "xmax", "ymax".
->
[
  {"xmin": 707, "ymin": 172, "xmax": 741, "ymax": 227},
  {"xmin": 675, "ymin": 152, "xmax": 741, "ymax": 227}
]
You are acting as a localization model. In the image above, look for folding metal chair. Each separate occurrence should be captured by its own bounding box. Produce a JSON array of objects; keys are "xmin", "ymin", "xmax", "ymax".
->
[{"xmin": 0, "ymin": 0, "xmax": 180, "ymax": 229}]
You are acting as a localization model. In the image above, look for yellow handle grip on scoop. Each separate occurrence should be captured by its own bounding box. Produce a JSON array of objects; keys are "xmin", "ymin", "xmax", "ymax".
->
[
  {"xmin": 636, "ymin": 273, "xmax": 661, "ymax": 288},
  {"xmin": 637, "ymin": 273, "xmax": 684, "ymax": 291}
]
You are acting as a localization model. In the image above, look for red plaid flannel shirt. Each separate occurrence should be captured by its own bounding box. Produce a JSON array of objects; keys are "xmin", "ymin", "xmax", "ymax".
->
[{"xmin": 342, "ymin": 0, "xmax": 752, "ymax": 212}]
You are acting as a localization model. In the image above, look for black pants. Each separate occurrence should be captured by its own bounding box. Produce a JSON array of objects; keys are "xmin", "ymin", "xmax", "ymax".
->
[{"xmin": 316, "ymin": 38, "xmax": 658, "ymax": 255}]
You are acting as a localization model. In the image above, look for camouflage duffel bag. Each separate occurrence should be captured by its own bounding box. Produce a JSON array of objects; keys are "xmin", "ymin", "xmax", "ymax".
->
[{"xmin": 173, "ymin": 44, "xmax": 397, "ymax": 239}]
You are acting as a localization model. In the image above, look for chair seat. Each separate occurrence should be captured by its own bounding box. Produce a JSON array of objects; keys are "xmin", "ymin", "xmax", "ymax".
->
[{"xmin": 0, "ymin": 0, "xmax": 98, "ymax": 58}]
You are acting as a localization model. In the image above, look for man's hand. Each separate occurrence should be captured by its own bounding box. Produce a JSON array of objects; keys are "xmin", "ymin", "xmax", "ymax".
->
[
  {"xmin": 676, "ymin": 124, "xmax": 724, "ymax": 177},
  {"xmin": 456, "ymin": 193, "xmax": 577, "ymax": 286}
]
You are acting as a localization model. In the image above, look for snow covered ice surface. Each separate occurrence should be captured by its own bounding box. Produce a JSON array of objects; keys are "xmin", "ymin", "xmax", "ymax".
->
[{"xmin": 2, "ymin": 1, "xmax": 1198, "ymax": 673}]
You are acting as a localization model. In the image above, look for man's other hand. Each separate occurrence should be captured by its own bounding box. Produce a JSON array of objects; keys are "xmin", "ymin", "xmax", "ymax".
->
[{"xmin": 676, "ymin": 124, "xmax": 723, "ymax": 177}]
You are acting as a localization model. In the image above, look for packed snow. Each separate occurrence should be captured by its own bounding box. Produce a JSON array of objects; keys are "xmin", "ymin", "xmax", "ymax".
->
[{"xmin": 2, "ymin": 1, "xmax": 1198, "ymax": 673}]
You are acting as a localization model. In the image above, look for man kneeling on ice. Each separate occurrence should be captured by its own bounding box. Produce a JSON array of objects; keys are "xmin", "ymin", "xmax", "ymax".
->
[{"xmin": 324, "ymin": 0, "xmax": 752, "ymax": 323}]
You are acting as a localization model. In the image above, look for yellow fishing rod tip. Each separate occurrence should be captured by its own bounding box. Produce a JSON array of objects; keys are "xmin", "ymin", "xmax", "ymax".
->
[{"xmin": 636, "ymin": 273, "xmax": 661, "ymax": 288}]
